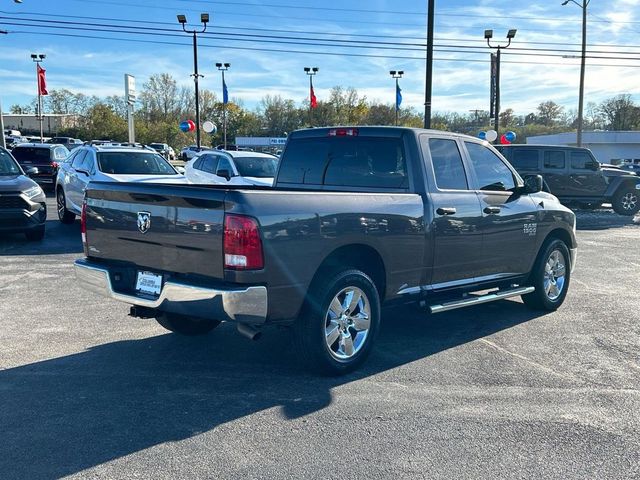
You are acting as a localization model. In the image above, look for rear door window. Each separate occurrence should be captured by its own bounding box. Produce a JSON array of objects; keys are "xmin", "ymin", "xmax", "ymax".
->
[
  {"xmin": 216, "ymin": 157, "xmax": 234, "ymax": 176},
  {"xmin": 424, "ymin": 138, "xmax": 469, "ymax": 190},
  {"xmin": 570, "ymin": 151, "xmax": 596, "ymax": 170},
  {"xmin": 279, "ymin": 137, "xmax": 408, "ymax": 189},
  {"xmin": 465, "ymin": 142, "xmax": 516, "ymax": 191},
  {"xmin": 544, "ymin": 151, "xmax": 565, "ymax": 169},
  {"xmin": 511, "ymin": 149, "xmax": 539, "ymax": 170}
]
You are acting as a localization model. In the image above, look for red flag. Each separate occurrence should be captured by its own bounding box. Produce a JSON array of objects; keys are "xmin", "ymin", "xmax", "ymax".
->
[
  {"xmin": 310, "ymin": 84, "xmax": 317, "ymax": 109},
  {"xmin": 37, "ymin": 64, "xmax": 48, "ymax": 96}
]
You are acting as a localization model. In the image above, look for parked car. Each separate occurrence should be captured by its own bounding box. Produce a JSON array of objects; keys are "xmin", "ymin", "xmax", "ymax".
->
[
  {"xmin": 11, "ymin": 143, "xmax": 70, "ymax": 189},
  {"xmin": 47, "ymin": 137, "xmax": 83, "ymax": 150},
  {"xmin": 497, "ymin": 144, "xmax": 640, "ymax": 215},
  {"xmin": 75, "ymin": 126, "xmax": 577, "ymax": 375},
  {"xmin": 185, "ymin": 150, "xmax": 279, "ymax": 186},
  {"xmin": 0, "ymin": 146, "xmax": 47, "ymax": 241},
  {"xmin": 180, "ymin": 145, "xmax": 211, "ymax": 161},
  {"xmin": 56, "ymin": 144, "xmax": 187, "ymax": 224},
  {"xmin": 149, "ymin": 143, "xmax": 175, "ymax": 161}
]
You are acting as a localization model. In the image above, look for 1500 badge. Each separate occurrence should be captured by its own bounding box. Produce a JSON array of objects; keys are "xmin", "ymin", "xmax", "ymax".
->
[{"xmin": 523, "ymin": 223, "xmax": 537, "ymax": 236}]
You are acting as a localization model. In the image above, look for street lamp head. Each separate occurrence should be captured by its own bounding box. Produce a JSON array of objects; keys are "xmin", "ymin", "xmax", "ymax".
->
[
  {"xmin": 506, "ymin": 29, "xmax": 517, "ymax": 39},
  {"xmin": 303, "ymin": 67, "xmax": 310, "ymax": 72},
  {"xmin": 215, "ymin": 62, "xmax": 222, "ymax": 67},
  {"xmin": 177, "ymin": 14, "xmax": 187, "ymax": 24},
  {"xmin": 389, "ymin": 70, "xmax": 396, "ymax": 75},
  {"xmin": 398, "ymin": 70, "xmax": 404, "ymax": 75},
  {"xmin": 39, "ymin": 54, "xmax": 46, "ymax": 60},
  {"xmin": 224, "ymin": 62, "xmax": 230, "ymax": 68},
  {"xmin": 312, "ymin": 67, "xmax": 319, "ymax": 73},
  {"xmin": 484, "ymin": 29, "xmax": 493, "ymax": 40},
  {"xmin": 200, "ymin": 13, "xmax": 209, "ymax": 24},
  {"xmin": 561, "ymin": 0, "xmax": 570, "ymax": 4},
  {"xmin": 30, "ymin": 53, "xmax": 37, "ymax": 59}
]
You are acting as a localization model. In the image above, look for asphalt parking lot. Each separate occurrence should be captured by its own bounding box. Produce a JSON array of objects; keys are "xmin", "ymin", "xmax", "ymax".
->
[{"xmin": 1, "ymin": 196, "xmax": 639, "ymax": 479}]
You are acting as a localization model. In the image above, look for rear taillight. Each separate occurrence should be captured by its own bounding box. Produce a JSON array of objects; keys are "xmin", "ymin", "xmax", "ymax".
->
[
  {"xmin": 224, "ymin": 214, "xmax": 264, "ymax": 270},
  {"xmin": 328, "ymin": 128, "xmax": 358, "ymax": 137},
  {"xmin": 81, "ymin": 201, "xmax": 88, "ymax": 255},
  {"xmin": 52, "ymin": 162, "xmax": 59, "ymax": 169}
]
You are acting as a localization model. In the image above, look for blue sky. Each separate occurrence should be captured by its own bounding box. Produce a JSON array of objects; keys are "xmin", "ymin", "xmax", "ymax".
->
[{"xmin": 1, "ymin": 0, "xmax": 640, "ymax": 118}]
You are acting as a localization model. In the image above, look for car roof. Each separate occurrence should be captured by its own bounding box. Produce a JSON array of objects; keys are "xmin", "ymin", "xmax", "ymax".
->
[
  {"xmin": 498, "ymin": 144, "xmax": 592, "ymax": 151},
  {"xmin": 13, "ymin": 143, "xmax": 65, "ymax": 150},
  {"xmin": 84, "ymin": 145, "xmax": 160, "ymax": 154},
  {"xmin": 223, "ymin": 150, "xmax": 278, "ymax": 159}
]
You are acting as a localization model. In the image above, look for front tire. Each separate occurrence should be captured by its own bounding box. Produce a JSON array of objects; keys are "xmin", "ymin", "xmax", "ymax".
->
[
  {"xmin": 522, "ymin": 238, "xmax": 571, "ymax": 311},
  {"xmin": 57, "ymin": 189, "xmax": 76, "ymax": 224},
  {"xmin": 612, "ymin": 188, "xmax": 640, "ymax": 216},
  {"xmin": 294, "ymin": 269, "xmax": 381, "ymax": 376},
  {"xmin": 155, "ymin": 312, "xmax": 221, "ymax": 336}
]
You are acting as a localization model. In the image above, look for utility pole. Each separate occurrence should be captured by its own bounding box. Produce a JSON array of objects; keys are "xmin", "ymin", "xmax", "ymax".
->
[
  {"xmin": 562, "ymin": 0, "xmax": 589, "ymax": 147},
  {"xmin": 485, "ymin": 29, "xmax": 516, "ymax": 143},
  {"xmin": 216, "ymin": 62, "xmax": 230, "ymax": 149},
  {"xmin": 424, "ymin": 0, "xmax": 434, "ymax": 128},
  {"xmin": 31, "ymin": 53, "xmax": 46, "ymax": 142},
  {"xmin": 178, "ymin": 13, "xmax": 209, "ymax": 148},
  {"xmin": 124, "ymin": 74, "xmax": 136, "ymax": 143},
  {"xmin": 0, "ymin": 30, "xmax": 6, "ymax": 149}
]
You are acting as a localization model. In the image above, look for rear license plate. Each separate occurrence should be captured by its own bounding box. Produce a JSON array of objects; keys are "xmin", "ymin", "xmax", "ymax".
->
[{"xmin": 135, "ymin": 271, "xmax": 162, "ymax": 296}]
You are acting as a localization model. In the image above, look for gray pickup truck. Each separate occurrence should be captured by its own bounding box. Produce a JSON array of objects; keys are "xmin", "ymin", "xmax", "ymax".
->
[{"xmin": 75, "ymin": 127, "xmax": 577, "ymax": 375}]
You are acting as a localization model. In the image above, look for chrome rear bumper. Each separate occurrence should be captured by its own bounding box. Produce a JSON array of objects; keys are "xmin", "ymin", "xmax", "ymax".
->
[{"xmin": 74, "ymin": 259, "xmax": 268, "ymax": 324}]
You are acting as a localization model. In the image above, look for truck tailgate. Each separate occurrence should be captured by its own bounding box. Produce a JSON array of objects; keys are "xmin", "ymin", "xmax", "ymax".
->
[{"xmin": 84, "ymin": 182, "xmax": 226, "ymax": 280}]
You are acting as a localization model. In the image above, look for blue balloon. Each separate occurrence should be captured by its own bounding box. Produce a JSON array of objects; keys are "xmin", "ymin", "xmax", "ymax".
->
[
  {"xmin": 179, "ymin": 121, "xmax": 190, "ymax": 132},
  {"xmin": 478, "ymin": 131, "xmax": 486, "ymax": 140},
  {"xmin": 505, "ymin": 131, "xmax": 516, "ymax": 142}
]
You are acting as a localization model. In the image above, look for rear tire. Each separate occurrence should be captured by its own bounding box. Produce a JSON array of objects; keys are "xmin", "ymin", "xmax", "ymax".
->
[
  {"xmin": 155, "ymin": 312, "xmax": 221, "ymax": 336},
  {"xmin": 25, "ymin": 225, "xmax": 45, "ymax": 241},
  {"xmin": 522, "ymin": 238, "xmax": 571, "ymax": 311},
  {"xmin": 612, "ymin": 188, "xmax": 640, "ymax": 216},
  {"xmin": 293, "ymin": 269, "xmax": 381, "ymax": 376},
  {"xmin": 57, "ymin": 189, "xmax": 76, "ymax": 224}
]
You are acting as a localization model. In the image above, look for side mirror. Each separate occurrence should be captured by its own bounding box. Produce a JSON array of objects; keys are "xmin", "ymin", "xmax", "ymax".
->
[
  {"xmin": 523, "ymin": 174, "xmax": 543, "ymax": 194},
  {"xmin": 26, "ymin": 167, "xmax": 39, "ymax": 176},
  {"xmin": 217, "ymin": 169, "xmax": 231, "ymax": 181},
  {"xmin": 175, "ymin": 166, "xmax": 185, "ymax": 174},
  {"xmin": 589, "ymin": 161, "xmax": 600, "ymax": 171}
]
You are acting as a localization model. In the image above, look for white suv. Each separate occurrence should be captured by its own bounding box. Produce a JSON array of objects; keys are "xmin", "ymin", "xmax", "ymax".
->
[{"xmin": 55, "ymin": 144, "xmax": 187, "ymax": 223}]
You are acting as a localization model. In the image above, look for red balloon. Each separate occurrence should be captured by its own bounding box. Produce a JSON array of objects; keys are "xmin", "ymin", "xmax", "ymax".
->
[
  {"xmin": 187, "ymin": 120, "xmax": 196, "ymax": 132},
  {"xmin": 500, "ymin": 134, "xmax": 511, "ymax": 144}
]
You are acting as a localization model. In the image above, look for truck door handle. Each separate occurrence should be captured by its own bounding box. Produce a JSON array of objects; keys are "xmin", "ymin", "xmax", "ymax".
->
[
  {"xmin": 483, "ymin": 206, "xmax": 501, "ymax": 214},
  {"xmin": 436, "ymin": 207, "xmax": 457, "ymax": 216}
]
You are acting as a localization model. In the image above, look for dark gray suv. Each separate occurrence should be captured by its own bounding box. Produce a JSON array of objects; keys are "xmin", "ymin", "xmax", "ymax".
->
[
  {"xmin": 497, "ymin": 144, "xmax": 640, "ymax": 216},
  {"xmin": 0, "ymin": 147, "xmax": 47, "ymax": 241}
]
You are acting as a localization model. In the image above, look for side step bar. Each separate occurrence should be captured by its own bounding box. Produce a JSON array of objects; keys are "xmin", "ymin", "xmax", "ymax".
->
[{"xmin": 429, "ymin": 286, "xmax": 535, "ymax": 314}]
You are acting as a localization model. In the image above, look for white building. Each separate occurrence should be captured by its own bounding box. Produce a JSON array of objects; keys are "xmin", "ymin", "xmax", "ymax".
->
[
  {"xmin": 526, "ymin": 131, "xmax": 640, "ymax": 166},
  {"xmin": 2, "ymin": 114, "xmax": 80, "ymax": 135}
]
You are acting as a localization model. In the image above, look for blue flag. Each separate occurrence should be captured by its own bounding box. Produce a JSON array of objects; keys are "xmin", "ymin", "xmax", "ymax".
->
[
  {"xmin": 223, "ymin": 78, "xmax": 229, "ymax": 104},
  {"xmin": 396, "ymin": 83, "xmax": 402, "ymax": 111}
]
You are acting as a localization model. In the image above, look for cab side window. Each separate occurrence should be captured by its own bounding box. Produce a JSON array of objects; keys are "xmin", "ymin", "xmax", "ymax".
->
[
  {"xmin": 425, "ymin": 138, "xmax": 469, "ymax": 190},
  {"xmin": 465, "ymin": 142, "xmax": 516, "ymax": 191},
  {"xmin": 511, "ymin": 149, "xmax": 539, "ymax": 170},
  {"xmin": 544, "ymin": 151, "xmax": 565, "ymax": 169},
  {"xmin": 570, "ymin": 151, "xmax": 596, "ymax": 170}
]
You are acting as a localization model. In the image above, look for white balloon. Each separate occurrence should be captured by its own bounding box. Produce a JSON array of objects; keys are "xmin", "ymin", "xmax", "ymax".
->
[
  {"xmin": 202, "ymin": 121, "xmax": 217, "ymax": 134},
  {"xmin": 485, "ymin": 129, "xmax": 498, "ymax": 142}
]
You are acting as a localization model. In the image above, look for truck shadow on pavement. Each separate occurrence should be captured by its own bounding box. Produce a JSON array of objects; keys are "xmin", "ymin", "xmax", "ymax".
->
[
  {"xmin": 0, "ymin": 219, "xmax": 82, "ymax": 256},
  {"xmin": 0, "ymin": 300, "xmax": 544, "ymax": 479},
  {"xmin": 574, "ymin": 209, "xmax": 640, "ymax": 231}
]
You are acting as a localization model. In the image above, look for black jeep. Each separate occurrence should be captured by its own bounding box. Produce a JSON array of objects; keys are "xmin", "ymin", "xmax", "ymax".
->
[{"xmin": 497, "ymin": 144, "xmax": 640, "ymax": 216}]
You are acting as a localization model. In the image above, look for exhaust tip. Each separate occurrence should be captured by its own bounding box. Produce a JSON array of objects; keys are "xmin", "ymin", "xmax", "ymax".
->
[{"xmin": 237, "ymin": 323, "xmax": 262, "ymax": 341}]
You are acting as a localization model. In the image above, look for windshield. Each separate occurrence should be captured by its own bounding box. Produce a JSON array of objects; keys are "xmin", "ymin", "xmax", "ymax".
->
[
  {"xmin": 233, "ymin": 156, "xmax": 278, "ymax": 178},
  {"xmin": 0, "ymin": 149, "xmax": 21, "ymax": 175},
  {"xmin": 97, "ymin": 152, "xmax": 177, "ymax": 175},
  {"xmin": 12, "ymin": 147, "xmax": 51, "ymax": 163}
]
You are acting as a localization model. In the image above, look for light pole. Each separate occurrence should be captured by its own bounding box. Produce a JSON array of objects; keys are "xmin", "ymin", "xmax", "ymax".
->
[
  {"xmin": 389, "ymin": 70, "xmax": 404, "ymax": 126},
  {"xmin": 215, "ymin": 62, "xmax": 230, "ymax": 149},
  {"xmin": 178, "ymin": 13, "xmax": 209, "ymax": 148},
  {"xmin": 0, "ymin": 30, "xmax": 6, "ymax": 149},
  {"xmin": 562, "ymin": 0, "xmax": 589, "ymax": 147},
  {"xmin": 485, "ymin": 29, "xmax": 516, "ymax": 143},
  {"xmin": 424, "ymin": 0, "xmax": 434, "ymax": 128},
  {"xmin": 30, "ymin": 53, "xmax": 46, "ymax": 143},
  {"xmin": 304, "ymin": 67, "xmax": 318, "ymax": 127}
]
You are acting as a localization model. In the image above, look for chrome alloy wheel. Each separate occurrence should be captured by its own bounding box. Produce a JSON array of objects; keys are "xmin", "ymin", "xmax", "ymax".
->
[
  {"xmin": 57, "ymin": 190, "xmax": 65, "ymax": 219},
  {"xmin": 544, "ymin": 249, "xmax": 567, "ymax": 301},
  {"xmin": 621, "ymin": 192, "xmax": 638, "ymax": 211},
  {"xmin": 324, "ymin": 286, "xmax": 371, "ymax": 360}
]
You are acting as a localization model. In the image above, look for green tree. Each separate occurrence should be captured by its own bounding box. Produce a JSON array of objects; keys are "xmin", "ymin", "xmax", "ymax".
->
[
  {"xmin": 598, "ymin": 94, "xmax": 640, "ymax": 130},
  {"xmin": 536, "ymin": 101, "xmax": 564, "ymax": 126}
]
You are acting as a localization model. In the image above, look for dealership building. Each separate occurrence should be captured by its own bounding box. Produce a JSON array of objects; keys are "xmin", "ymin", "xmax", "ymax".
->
[{"xmin": 526, "ymin": 131, "xmax": 640, "ymax": 166}]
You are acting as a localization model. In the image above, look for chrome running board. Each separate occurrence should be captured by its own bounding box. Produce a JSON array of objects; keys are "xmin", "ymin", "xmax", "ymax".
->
[{"xmin": 429, "ymin": 286, "xmax": 535, "ymax": 314}]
